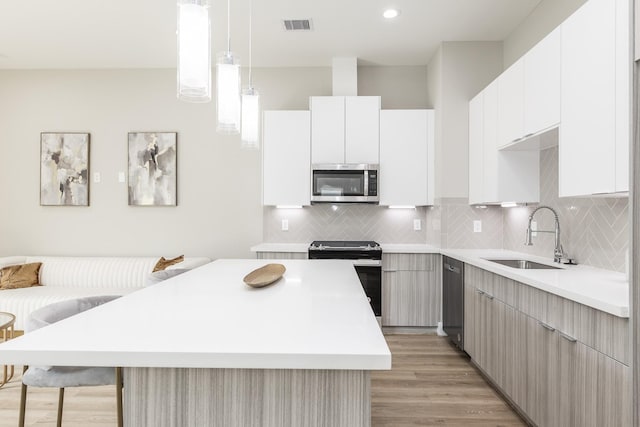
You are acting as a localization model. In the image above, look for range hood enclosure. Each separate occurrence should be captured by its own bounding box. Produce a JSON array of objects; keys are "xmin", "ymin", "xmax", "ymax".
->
[{"xmin": 332, "ymin": 57, "xmax": 358, "ymax": 96}]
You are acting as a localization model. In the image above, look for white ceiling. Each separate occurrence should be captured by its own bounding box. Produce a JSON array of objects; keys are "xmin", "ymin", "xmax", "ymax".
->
[{"xmin": 0, "ymin": 0, "xmax": 541, "ymax": 69}]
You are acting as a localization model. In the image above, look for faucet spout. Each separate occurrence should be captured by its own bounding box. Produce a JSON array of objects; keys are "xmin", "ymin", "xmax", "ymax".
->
[{"xmin": 525, "ymin": 205, "xmax": 564, "ymax": 263}]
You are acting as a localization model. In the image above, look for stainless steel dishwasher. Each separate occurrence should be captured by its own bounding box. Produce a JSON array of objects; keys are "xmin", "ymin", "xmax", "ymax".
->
[{"xmin": 442, "ymin": 256, "xmax": 464, "ymax": 351}]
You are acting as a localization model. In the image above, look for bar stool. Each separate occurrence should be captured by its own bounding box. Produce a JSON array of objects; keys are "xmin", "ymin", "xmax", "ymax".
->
[{"xmin": 18, "ymin": 296, "xmax": 123, "ymax": 427}]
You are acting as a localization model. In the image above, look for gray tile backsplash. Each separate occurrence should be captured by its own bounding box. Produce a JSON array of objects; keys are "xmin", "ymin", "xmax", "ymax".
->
[
  {"xmin": 262, "ymin": 148, "xmax": 628, "ymax": 272},
  {"xmin": 263, "ymin": 204, "xmax": 428, "ymax": 243},
  {"xmin": 503, "ymin": 147, "xmax": 629, "ymax": 273}
]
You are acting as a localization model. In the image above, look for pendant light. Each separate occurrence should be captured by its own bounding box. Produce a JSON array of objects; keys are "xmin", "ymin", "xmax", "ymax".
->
[
  {"xmin": 177, "ymin": 0, "xmax": 211, "ymax": 103},
  {"xmin": 216, "ymin": 0, "xmax": 241, "ymax": 134},
  {"xmin": 241, "ymin": 0, "xmax": 260, "ymax": 149}
]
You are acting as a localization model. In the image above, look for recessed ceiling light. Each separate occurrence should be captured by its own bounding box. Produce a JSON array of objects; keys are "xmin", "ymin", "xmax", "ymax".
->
[{"xmin": 383, "ymin": 9, "xmax": 400, "ymax": 19}]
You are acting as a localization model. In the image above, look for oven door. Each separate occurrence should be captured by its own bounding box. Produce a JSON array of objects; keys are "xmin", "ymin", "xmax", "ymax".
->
[{"xmin": 354, "ymin": 263, "xmax": 381, "ymax": 317}]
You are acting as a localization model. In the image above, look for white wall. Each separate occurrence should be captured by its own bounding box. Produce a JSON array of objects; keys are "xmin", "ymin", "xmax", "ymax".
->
[
  {"xmin": 0, "ymin": 66, "xmax": 429, "ymax": 258},
  {"xmin": 503, "ymin": 0, "xmax": 586, "ymax": 67},
  {"xmin": 0, "ymin": 68, "xmax": 331, "ymax": 259}
]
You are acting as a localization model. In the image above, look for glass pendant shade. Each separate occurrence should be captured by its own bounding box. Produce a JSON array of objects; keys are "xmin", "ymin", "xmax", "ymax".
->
[
  {"xmin": 216, "ymin": 52, "xmax": 241, "ymax": 134},
  {"xmin": 177, "ymin": 0, "xmax": 211, "ymax": 103},
  {"xmin": 241, "ymin": 87, "xmax": 260, "ymax": 149}
]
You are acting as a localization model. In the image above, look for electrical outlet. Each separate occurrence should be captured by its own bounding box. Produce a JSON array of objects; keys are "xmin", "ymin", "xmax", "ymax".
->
[
  {"xmin": 413, "ymin": 219, "xmax": 421, "ymax": 231},
  {"xmin": 531, "ymin": 221, "xmax": 538, "ymax": 237},
  {"xmin": 473, "ymin": 220, "xmax": 482, "ymax": 233},
  {"xmin": 281, "ymin": 219, "xmax": 289, "ymax": 231},
  {"xmin": 118, "ymin": 171, "xmax": 126, "ymax": 183},
  {"xmin": 93, "ymin": 172, "xmax": 101, "ymax": 183}
]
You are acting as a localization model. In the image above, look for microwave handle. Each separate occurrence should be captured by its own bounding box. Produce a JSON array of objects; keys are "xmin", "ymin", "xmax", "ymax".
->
[{"xmin": 364, "ymin": 170, "xmax": 369, "ymax": 196}]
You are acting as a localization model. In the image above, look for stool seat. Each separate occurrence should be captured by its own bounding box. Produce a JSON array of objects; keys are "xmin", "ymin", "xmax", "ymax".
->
[{"xmin": 18, "ymin": 296, "xmax": 123, "ymax": 427}]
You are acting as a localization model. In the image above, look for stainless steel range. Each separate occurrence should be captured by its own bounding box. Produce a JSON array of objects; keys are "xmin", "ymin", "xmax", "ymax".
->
[{"xmin": 308, "ymin": 240, "xmax": 382, "ymax": 316}]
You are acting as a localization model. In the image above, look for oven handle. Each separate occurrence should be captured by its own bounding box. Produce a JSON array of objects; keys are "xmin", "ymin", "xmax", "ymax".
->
[{"xmin": 352, "ymin": 260, "xmax": 382, "ymax": 267}]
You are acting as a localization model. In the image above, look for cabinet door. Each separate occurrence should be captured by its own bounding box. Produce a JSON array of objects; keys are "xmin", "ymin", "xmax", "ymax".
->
[
  {"xmin": 310, "ymin": 96, "xmax": 345, "ymax": 164},
  {"xmin": 524, "ymin": 27, "xmax": 561, "ymax": 135},
  {"xmin": 262, "ymin": 111, "xmax": 311, "ymax": 206},
  {"xmin": 379, "ymin": 110, "xmax": 429, "ymax": 206},
  {"xmin": 468, "ymin": 93, "xmax": 484, "ymax": 205},
  {"xmin": 614, "ymin": 0, "xmax": 631, "ymax": 192},
  {"xmin": 463, "ymin": 284, "xmax": 476, "ymax": 357},
  {"xmin": 497, "ymin": 59, "xmax": 524, "ymax": 148},
  {"xmin": 559, "ymin": 333, "xmax": 631, "ymax": 427},
  {"xmin": 482, "ymin": 81, "xmax": 499, "ymax": 203},
  {"xmin": 560, "ymin": 0, "xmax": 616, "ymax": 196},
  {"xmin": 345, "ymin": 96, "xmax": 380, "ymax": 164},
  {"xmin": 382, "ymin": 271, "xmax": 439, "ymax": 327}
]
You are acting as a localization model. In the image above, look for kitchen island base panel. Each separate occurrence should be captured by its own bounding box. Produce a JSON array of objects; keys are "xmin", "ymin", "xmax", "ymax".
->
[{"xmin": 124, "ymin": 367, "xmax": 371, "ymax": 427}]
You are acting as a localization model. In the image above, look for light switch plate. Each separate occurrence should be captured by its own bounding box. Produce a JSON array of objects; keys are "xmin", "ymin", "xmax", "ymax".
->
[
  {"xmin": 93, "ymin": 172, "xmax": 101, "ymax": 183},
  {"xmin": 413, "ymin": 219, "xmax": 421, "ymax": 231},
  {"xmin": 281, "ymin": 219, "xmax": 289, "ymax": 231},
  {"xmin": 118, "ymin": 171, "xmax": 126, "ymax": 183},
  {"xmin": 473, "ymin": 220, "xmax": 482, "ymax": 233}
]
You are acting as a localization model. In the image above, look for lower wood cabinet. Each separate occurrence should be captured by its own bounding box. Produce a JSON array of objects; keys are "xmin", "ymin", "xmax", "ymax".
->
[
  {"xmin": 464, "ymin": 264, "xmax": 630, "ymax": 427},
  {"xmin": 382, "ymin": 254, "xmax": 441, "ymax": 327},
  {"xmin": 255, "ymin": 252, "xmax": 308, "ymax": 260}
]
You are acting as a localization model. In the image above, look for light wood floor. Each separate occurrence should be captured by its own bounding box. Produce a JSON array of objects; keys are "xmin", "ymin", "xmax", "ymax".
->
[{"xmin": 0, "ymin": 335, "xmax": 524, "ymax": 427}]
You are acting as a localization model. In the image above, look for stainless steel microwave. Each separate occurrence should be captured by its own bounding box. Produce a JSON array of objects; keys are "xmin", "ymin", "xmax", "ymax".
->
[{"xmin": 311, "ymin": 164, "xmax": 379, "ymax": 203}]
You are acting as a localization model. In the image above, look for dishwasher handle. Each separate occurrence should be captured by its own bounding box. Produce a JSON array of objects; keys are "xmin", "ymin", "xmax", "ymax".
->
[{"xmin": 444, "ymin": 263, "xmax": 461, "ymax": 274}]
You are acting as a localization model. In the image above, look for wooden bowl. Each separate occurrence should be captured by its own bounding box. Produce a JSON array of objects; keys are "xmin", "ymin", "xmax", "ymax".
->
[{"xmin": 243, "ymin": 263, "xmax": 286, "ymax": 288}]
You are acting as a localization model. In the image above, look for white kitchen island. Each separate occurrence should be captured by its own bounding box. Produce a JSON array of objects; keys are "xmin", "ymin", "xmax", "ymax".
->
[{"xmin": 0, "ymin": 259, "xmax": 391, "ymax": 427}]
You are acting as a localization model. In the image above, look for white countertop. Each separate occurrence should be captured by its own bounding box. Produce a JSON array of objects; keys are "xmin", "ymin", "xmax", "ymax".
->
[
  {"xmin": 0, "ymin": 259, "xmax": 391, "ymax": 370},
  {"xmin": 250, "ymin": 243, "xmax": 309, "ymax": 253},
  {"xmin": 441, "ymin": 249, "xmax": 629, "ymax": 318}
]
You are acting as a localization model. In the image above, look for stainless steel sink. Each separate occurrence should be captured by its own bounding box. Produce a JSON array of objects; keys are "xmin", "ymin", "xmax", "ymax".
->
[{"xmin": 485, "ymin": 259, "xmax": 562, "ymax": 270}]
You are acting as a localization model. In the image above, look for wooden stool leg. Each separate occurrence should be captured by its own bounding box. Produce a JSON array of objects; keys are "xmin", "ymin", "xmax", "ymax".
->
[
  {"xmin": 56, "ymin": 388, "xmax": 64, "ymax": 427},
  {"xmin": 116, "ymin": 367, "xmax": 123, "ymax": 427},
  {"xmin": 18, "ymin": 385, "xmax": 27, "ymax": 427}
]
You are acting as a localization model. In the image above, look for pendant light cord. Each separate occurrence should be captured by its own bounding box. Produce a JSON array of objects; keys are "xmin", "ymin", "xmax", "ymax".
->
[
  {"xmin": 249, "ymin": 0, "xmax": 253, "ymax": 87},
  {"xmin": 227, "ymin": 0, "xmax": 231, "ymax": 53}
]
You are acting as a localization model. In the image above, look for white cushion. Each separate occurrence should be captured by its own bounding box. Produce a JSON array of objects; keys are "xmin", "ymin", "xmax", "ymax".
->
[{"xmin": 0, "ymin": 286, "xmax": 138, "ymax": 330}]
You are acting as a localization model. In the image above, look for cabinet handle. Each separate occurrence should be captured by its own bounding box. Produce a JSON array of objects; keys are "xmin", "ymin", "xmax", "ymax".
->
[
  {"xmin": 383, "ymin": 269, "xmax": 397, "ymax": 273},
  {"xmin": 559, "ymin": 331, "xmax": 577, "ymax": 343},
  {"xmin": 538, "ymin": 321, "xmax": 556, "ymax": 332},
  {"xmin": 476, "ymin": 289, "xmax": 485, "ymax": 295},
  {"xmin": 511, "ymin": 137, "xmax": 523, "ymax": 143},
  {"xmin": 524, "ymin": 133, "xmax": 535, "ymax": 138},
  {"xmin": 484, "ymin": 293, "xmax": 494, "ymax": 300}
]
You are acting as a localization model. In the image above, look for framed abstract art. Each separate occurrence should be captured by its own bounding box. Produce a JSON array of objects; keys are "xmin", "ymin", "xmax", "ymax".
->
[
  {"xmin": 128, "ymin": 132, "xmax": 177, "ymax": 206},
  {"xmin": 40, "ymin": 132, "xmax": 90, "ymax": 206}
]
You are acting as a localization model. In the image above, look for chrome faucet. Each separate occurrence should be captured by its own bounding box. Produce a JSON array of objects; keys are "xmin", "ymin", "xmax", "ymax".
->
[{"xmin": 525, "ymin": 205, "xmax": 565, "ymax": 263}]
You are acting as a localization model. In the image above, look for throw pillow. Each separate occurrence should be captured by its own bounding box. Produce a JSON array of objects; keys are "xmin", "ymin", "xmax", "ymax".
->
[
  {"xmin": 0, "ymin": 263, "xmax": 43, "ymax": 290},
  {"xmin": 145, "ymin": 268, "xmax": 190, "ymax": 286},
  {"xmin": 152, "ymin": 255, "xmax": 184, "ymax": 272}
]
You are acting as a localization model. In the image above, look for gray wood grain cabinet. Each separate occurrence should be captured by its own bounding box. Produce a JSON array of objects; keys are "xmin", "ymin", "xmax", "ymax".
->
[
  {"xmin": 381, "ymin": 254, "xmax": 441, "ymax": 327},
  {"xmin": 464, "ymin": 264, "xmax": 630, "ymax": 427},
  {"xmin": 256, "ymin": 252, "xmax": 308, "ymax": 260}
]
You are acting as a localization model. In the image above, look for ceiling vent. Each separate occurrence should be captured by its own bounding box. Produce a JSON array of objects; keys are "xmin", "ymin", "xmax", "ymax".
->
[{"xmin": 283, "ymin": 19, "xmax": 313, "ymax": 31}]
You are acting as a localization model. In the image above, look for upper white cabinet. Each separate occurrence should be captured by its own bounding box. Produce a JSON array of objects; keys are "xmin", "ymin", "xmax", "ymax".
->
[
  {"xmin": 469, "ymin": 81, "xmax": 540, "ymax": 205},
  {"xmin": 524, "ymin": 27, "xmax": 561, "ymax": 136},
  {"xmin": 497, "ymin": 28, "xmax": 561, "ymax": 150},
  {"xmin": 559, "ymin": 0, "xmax": 630, "ymax": 196},
  {"xmin": 379, "ymin": 110, "xmax": 434, "ymax": 206},
  {"xmin": 497, "ymin": 59, "xmax": 524, "ymax": 149},
  {"xmin": 310, "ymin": 97, "xmax": 345, "ymax": 164},
  {"xmin": 310, "ymin": 96, "xmax": 380, "ymax": 164},
  {"xmin": 345, "ymin": 97, "xmax": 380, "ymax": 164},
  {"xmin": 262, "ymin": 111, "xmax": 311, "ymax": 206},
  {"xmin": 468, "ymin": 94, "xmax": 484, "ymax": 205}
]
